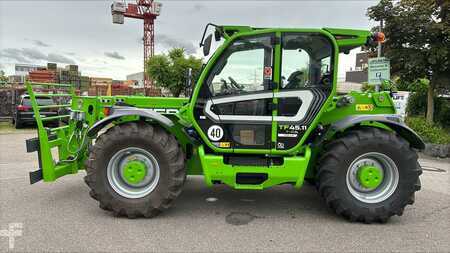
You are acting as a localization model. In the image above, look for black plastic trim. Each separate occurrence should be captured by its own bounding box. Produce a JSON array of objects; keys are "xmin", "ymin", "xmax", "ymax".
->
[
  {"xmin": 26, "ymin": 137, "xmax": 39, "ymax": 153},
  {"xmin": 236, "ymin": 173, "xmax": 268, "ymax": 185},
  {"xmin": 332, "ymin": 114, "xmax": 426, "ymax": 150},
  {"xmin": 87, "ymin": 106, "xmax": 174, "ymax": 137},
  {"xmin": 29, "ymin": 169, "xmax": 43, "ymax": 184}
]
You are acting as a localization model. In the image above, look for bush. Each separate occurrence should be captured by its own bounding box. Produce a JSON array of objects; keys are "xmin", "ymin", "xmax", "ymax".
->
[
  {"xmin": 361, "ymin": 83, "xmax": 375, "ymax": 92},
  {"xmin": 406, "ymin": 90, "xmax": 427, "ymax": 116},
  {"xmin": 407, "ymin": 93, "xmax": 450, "ymax": 126},
  {"xmin": 435, "ymin": 98, "xmax": 450, "ymax": 127},
  {"xmin": 406, "ymin": 117, "xmax": 450, "ymax": 144}
]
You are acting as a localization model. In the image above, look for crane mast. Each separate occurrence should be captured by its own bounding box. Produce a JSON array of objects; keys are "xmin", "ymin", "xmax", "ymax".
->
[{"xmin": 111, "ymin": 0, "xmax": 162, "ymax": 96}]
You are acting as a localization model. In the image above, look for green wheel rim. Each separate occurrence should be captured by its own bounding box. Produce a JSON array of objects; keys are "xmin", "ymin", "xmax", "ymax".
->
[
  {"xmin": 122, "ymin": 160, "xmax": 148, "ymax": 185},
  {"xmin": 357, "ymin": 165, "xmax": 384, "ymax": 189}
]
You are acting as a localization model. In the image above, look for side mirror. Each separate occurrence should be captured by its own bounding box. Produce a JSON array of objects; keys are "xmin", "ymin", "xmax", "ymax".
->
[
  {"xmin": 214, "ymin": 30, "xmax": 221, "ymax": 41},
  {"xmin": 203, "ymin": 34, "xmax": 213, "ymax": 56}
]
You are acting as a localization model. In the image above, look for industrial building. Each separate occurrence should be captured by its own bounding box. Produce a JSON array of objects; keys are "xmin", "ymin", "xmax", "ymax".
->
[
  {"xmin": 126, "ymin": 72, "xmax": 144, "ymax": 88},
  {"xmin": 15, "ymin": 64, "xmax": 45, "ymax": 76},
  {"xmin": 345, "ymin": 52, "xmax": 369, "ymax": 83}
]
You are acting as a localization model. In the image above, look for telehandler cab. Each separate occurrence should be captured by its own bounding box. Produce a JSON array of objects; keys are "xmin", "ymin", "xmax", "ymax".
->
[{"xmin": 25, "ymin": 24, "xmax": 424, "ymax": 223}]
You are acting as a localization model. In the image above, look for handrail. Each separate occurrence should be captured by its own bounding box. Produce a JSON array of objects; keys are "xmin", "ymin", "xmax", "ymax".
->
[
  {"xmin": 38, "ymin": 104, "xmax": 72, "ymax": 109},
  {"xmin": 30, "ymin": 82, "xmax": 72, "ymax": 87},
  {"xmin": 34, "ymin": 93, "xmax": 72, "ymax": 97},
  {"xmin": 41, "ymin": 115, "xmax": 71, "ymax": 121}
]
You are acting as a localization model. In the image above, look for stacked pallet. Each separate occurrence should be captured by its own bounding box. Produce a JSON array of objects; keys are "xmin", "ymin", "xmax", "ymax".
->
[
  {"xmin": 0, "ymin": 87, "xmax": 26, "ymax": 118},
  {"xmin": 59, "ymin": 67, "xmax": 81, "ymax": 88},
  {"xmin": 124, "ymin": 80, "xmax": 137, "ymax": 87},
  {"xmin": 67, "ymin": 65, "xmax": 78, "ymax": 72},
  {"xmin": 47, "ymin": 63, "xmax": 57, "ymax": 71},
  {"xmin": 87, "ymin": 85, "xmax": 147, "ymax": 96},
  {"xmin": 80, "ymin": 76, "xmax": 90, "ymax": 91},
  {"xmin": 112, "ymin": 80, "xmax": 132, "ymax": 89},
  {"xmin": 28, "ymin": 70, "xmax": 58, "ymax": 83},
  {"xmin": 147, "ymin": 87, "xmax": 161, "ymax": 96},
  {"xmin": 90, "ymin": 77, "xmax": 113, "ymax": 87}
]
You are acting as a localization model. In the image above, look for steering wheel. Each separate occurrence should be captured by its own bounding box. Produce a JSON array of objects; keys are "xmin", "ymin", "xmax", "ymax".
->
[
  {"xmin": 319, "ymin": 73, "xmax": 331, "ymax": 86},
  {"xmin": 219, "ymin": 78, "xmax": 233, "ymax": 95},
  {"xmin": 228, "ymin": 76, "xmax": 243, "ymax": 90},
  {"xmin": 285, "ymin": 71, "xmax": 304, "ymax": 89}
]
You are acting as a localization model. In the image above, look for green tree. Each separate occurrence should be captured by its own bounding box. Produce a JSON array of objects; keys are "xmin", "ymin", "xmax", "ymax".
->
[
  {"xmin": 367, "ymin": 0, "xmax": 449, "ymax": 123},
  {"xmin": 146, "ymin": 48, "xmax": 203, "ymax": 97},
  {"xmin": 0, "ymin": 70, "xmax": 7, "ymax": 84}
]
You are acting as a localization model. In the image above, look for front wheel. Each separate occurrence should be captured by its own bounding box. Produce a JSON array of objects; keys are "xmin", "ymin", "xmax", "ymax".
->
[
  {"xmin": 84, "ymin": 122, "xmax": 185, "ymax": 218},
  {"xmin": 316, "ymin": 128, "xmax": 421, "ymax": 223}
]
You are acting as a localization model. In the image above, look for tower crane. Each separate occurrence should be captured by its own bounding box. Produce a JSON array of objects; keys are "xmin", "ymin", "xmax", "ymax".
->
[{"xmin": 111, "ymin": 0, "xmax": 162, "ymax": 96}]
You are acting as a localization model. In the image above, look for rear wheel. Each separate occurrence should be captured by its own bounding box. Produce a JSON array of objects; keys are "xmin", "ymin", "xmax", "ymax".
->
[
  {"xmin": 14, "ymin": 117, "xmax": 23, "ymax": 129},
  {"xmin": 316, "ymin": 128, "xmax": 421, "ymax": 223},
  {"xmin": 84, "ymin": 122, "xmax": 185, "ymax": 218}
]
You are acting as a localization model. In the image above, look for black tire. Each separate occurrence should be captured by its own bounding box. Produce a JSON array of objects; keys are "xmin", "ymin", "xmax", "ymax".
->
[
  {"xmin": 14, "ymin": 117, "xmax": 23, "ymax": 129},
  {"xmin": 304, "ymin": 177, "xmax": 317, "ymax": 186},
  {"xmin": 84, "ymin": 122, "xmax": 186, "ymax": 218},
  {"xmin": 316, "ymin": 127, "xmax": 421, "ymax": 223}
]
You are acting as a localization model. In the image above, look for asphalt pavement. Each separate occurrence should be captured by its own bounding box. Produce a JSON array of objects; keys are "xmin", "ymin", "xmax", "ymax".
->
[{"xmin": 0, "ymin": 131, "xmax": 449, "ymax": 252}]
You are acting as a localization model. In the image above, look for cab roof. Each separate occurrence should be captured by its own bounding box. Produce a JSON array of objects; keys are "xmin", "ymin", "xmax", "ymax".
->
[{"xmin": 218, "ymin": 25, "xmax": 372, "ymax": 53}]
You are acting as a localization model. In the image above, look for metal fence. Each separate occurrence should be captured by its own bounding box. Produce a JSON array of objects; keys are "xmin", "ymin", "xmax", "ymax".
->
[{"xmin": 0, "ymin": 85, "xmax": 150, "ymax": 120}]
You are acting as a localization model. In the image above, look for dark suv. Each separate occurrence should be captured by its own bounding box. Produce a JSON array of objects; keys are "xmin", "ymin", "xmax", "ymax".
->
[{"xmin": 13, "ymin": 95, "xmax": 59, "ymax": 128}]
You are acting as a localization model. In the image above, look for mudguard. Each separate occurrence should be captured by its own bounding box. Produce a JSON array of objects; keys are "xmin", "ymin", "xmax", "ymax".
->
[
  {"xmin": 331, "ymin": 114, "xmax": 425, "ymax": 150},
  {"xmin": 87, "ymin": 106, "xmax": 174, "ymax": 137}
]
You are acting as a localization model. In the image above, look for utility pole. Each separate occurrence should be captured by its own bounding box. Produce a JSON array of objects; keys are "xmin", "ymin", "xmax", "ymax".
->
[
  {"xmin": 377, "ymin": 19, "xmax": 383, "ymax": 58},
  {"xmin": 375, "ymin": 19, "xmax": 383, "ymax": 92}
]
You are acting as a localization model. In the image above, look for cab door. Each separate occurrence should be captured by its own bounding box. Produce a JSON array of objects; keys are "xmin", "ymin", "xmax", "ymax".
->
[
  {"xmin": 193, "ymin": 33, "xmax": 277, "ymax": 152},
  {"xmin": 274, "ymin": 32, "xmax": 334, "ymax": 150}
]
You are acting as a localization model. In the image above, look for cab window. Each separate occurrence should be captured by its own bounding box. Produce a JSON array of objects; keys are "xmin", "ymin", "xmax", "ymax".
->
[
  {"xmin": 281, "ymin": 33, "xmax": 333, "ymax": 89},
  {"xmin": 207, "ymin": 35, "xmax": 273, "ymax": 97}
]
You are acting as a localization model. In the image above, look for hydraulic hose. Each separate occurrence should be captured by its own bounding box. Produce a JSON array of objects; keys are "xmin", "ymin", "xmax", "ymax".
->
[{"xmin": 62, "ymin": 123, "xmax": 89, "ymax": 162}]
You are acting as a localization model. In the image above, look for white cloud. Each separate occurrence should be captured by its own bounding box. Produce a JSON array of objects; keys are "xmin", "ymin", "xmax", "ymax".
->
[{"xmin": 0, "ymin": 1, "xmax": 377, "ymax": 79}]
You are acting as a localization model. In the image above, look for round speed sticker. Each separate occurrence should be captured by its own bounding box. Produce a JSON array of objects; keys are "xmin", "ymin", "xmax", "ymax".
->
[{"xmin": 207, "ymin": 125, "xmax": 223, "ymax": 141}]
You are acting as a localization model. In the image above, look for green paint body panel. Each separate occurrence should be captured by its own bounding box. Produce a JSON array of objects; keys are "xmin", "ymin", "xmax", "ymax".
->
[
  {"xmin": 25, "ymin": 25, "xmax": 407, "ymax": 191},
  {"xmin": 198, "ymin": 146, "xmax": 311, "ymax": 190},
  {"xmin": 320, "ymin": 91, "xmax": 396, "ymax": 125}
]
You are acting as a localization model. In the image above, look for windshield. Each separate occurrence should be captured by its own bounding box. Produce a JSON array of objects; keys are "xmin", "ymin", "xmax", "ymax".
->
[{"xmin": 22, "ymin": 97, "xmax": 54, "ymax": 106}]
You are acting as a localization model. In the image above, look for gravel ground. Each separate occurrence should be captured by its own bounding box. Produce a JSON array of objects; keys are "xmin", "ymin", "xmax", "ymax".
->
[{"xmin": 0, "ymin": 131, "xmax": 449, "ymax": 252}]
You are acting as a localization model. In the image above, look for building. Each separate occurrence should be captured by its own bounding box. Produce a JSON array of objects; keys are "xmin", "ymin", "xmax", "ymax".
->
[
  {"xmin": 8, "ymin": 75, "xmax": 26, "ymax": 84},
  {"xmin": 15, "ymin": 64, "xmax": 45, "ymax": 76},
  {"xmin": 126, "ymin": 72, "xmax": 144, "ymax": 88},
  {"xmin": 337, "ymin": 81, "xmax": 363, "ymax": 94},
  {"xmin": 355, "ymin": 52, "xmax": 369, "ymax": 71},
  {"xmin": 345, "ymin": 52, "xmax": 369, "ymax": 83}
]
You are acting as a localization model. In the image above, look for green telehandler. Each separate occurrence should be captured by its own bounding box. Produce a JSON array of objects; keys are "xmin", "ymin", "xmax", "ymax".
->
[{"xmin": 25, "ymin": 24, "xmax": 423, "ymax": 223}]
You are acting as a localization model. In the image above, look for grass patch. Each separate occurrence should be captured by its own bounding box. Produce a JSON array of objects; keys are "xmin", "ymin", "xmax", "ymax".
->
[
  {"xmin": 0, "ymin": 121, "xmax": 35, "ymax": 134},
  {"xmin": 406, "ymin": 117, "xmax": 450, "ymax": 144},
  {"xmin": 0, "ymin": 121, "xmax": 13, "ymax": 131}
]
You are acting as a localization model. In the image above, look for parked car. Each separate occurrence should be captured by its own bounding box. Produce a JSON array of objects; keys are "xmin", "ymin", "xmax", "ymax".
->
[{"xmin": 13, "ymin": 95, "xmax": 59, "ymax": 128}]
